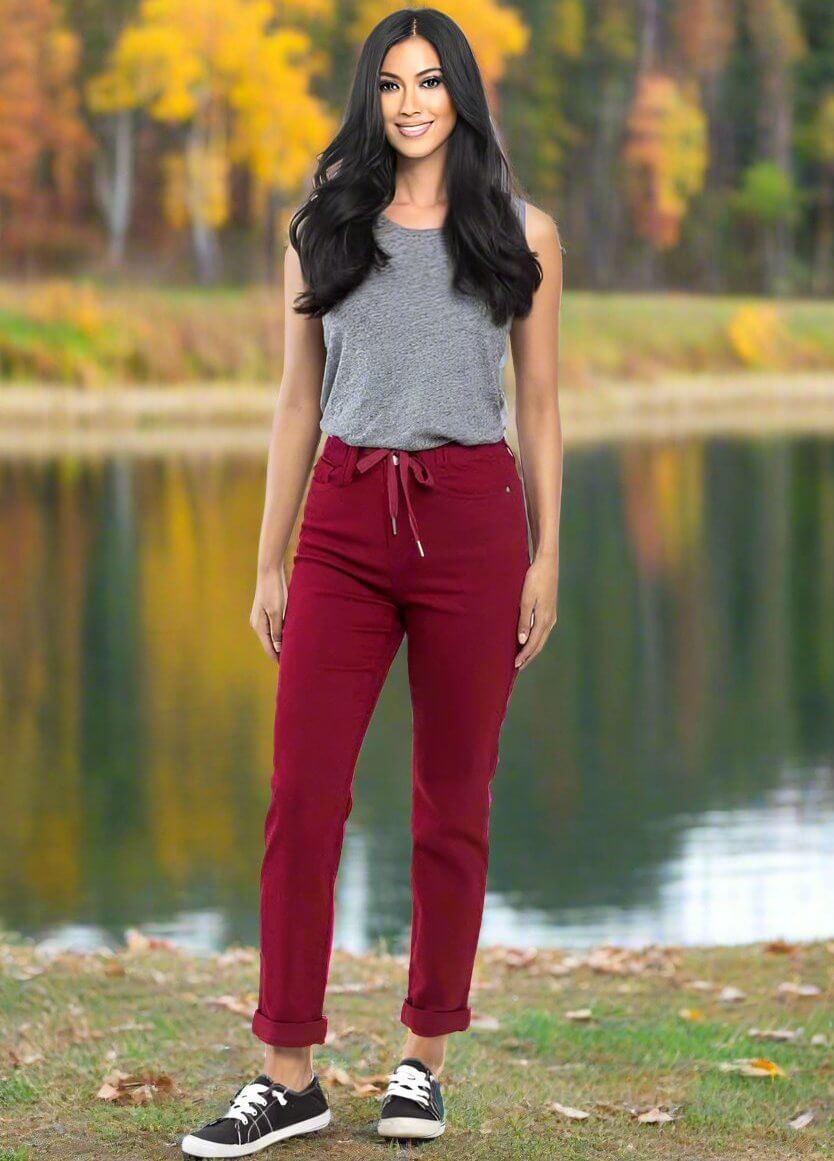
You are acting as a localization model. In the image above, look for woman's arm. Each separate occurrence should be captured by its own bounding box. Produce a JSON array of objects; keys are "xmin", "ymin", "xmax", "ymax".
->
[
  {"xmin": 508, "ymin": 203, "xmax": 563, "ymax": 670},
  {"xmin": 250, "ymin": 239, "xmax": 326, "ymax": 660}
]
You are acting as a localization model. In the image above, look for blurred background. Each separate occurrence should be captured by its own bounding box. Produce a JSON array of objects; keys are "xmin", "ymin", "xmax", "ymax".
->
[{"xmin": 2, "ymin": 0, "xmax": 833, "ymax": 958}]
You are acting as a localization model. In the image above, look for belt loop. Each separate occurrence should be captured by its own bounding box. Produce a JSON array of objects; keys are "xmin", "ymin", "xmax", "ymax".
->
[{"xmin": 344, "ymin": 442, "xmax": 358, "ymax": 484}]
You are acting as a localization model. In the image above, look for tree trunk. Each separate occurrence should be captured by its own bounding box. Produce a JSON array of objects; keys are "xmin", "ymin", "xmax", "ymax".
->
[{"xmin": 93, "ymin": 110, "xmax": 135, "ymax": 266}]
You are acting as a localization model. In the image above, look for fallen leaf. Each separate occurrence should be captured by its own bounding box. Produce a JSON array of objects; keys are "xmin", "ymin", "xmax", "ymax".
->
[
  {"xmin": 318, "ymin": 1064, "xmax": 353, "ymax": 1087},
  {"xmin": 788, "ymin": 1110, "xmax": 815, "ymax": 1130},
  {"xmin": 565, "ymin": 1008, "xmax": 594, "ymax": 1022},
  {"xmin": 215, "ymin": 947, "xmax": 258, "ymax": 966},
  {"xmin": 470, "ymin": 1013, "xmax": 501, "ymax": 1031},
  {"xmin": 776, "ymin": 982, "xmax": 822, "ymax": 999},
  {"xmin": 678, "ymin": 1008, "xmax": 703, "ymax": 1022},
  {"xmin": 765, "ymin": 939, "xmax": 796, "ymax": 954},
  {"xmin": 689, "ymin": 979, "xmax": 715, "ymax": 992},
  {"xmin": 717, "ymin": 985, "xmax": 747, "ymax": 1003},
  {"xmin": 124, "ymin": 929, "xmax": 178, "ymax": 953},
  {"xmin": 637, "ymin": 1107, "xmax": 675, "ymax": 1124},
  {"xmin": 719, "ymin": 1057, "xmax": 785, "ymax": 1078},
  {"xmin": 748, "ymin": 1028, "xmax": 801, "ymax": 1042},
  {"xmin": 504, "ymin": 948, "xmax": 538, "ymax": 970},
  {"xmin": 810, "ymin": 1033, "xmax": 828, "ymax": 1046},
  {"xmin": 204, "ymin": 995, "xmax": 255, "ymax": 1017},
  {"xmin": 548, "ymin": 1101, "xmax": 590, "ymax": 1120},
  {"xmin": 96, "ymin": 1070, "xmax": 175, "ymax": 1105}
]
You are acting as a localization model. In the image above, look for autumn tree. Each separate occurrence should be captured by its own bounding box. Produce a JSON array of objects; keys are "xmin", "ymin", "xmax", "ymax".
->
[
  {"xmin": 622, "ymin": 74, "xmax": 708, "ymax": 256},
  {"xmin": 88, "ymin": 0, "xmax": 334, "ymax": 282},
  {"xmin": 0, "ymin": 0, "xmax": 90, "ymax": 265}
]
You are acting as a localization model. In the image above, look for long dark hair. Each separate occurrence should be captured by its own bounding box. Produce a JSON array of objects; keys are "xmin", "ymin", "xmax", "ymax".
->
[{"xmin": 289, "ymin": 7, "xmax": 542, "ymax": 326}]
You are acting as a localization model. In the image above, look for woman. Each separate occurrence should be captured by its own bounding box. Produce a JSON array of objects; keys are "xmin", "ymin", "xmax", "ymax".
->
[{"xmin": 181, "ymin": 7, "xmax": 562, "ymax": 1157}]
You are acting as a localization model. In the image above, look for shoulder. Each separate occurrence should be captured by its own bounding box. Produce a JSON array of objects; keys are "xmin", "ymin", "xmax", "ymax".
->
[{"xmin": 519, "ymin": 201, "xmax": 562, "ymax": 255}]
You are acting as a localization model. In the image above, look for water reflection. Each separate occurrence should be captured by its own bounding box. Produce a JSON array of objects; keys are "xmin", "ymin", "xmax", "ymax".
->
[{"xmin": 1, "ymin": 436, "xmax": 833, "ymax": 953}]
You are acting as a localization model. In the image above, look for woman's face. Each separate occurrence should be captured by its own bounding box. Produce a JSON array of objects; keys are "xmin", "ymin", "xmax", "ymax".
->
[{"xmin": 379, "ymin": 36, "xmax": 456, "ymax": 158}]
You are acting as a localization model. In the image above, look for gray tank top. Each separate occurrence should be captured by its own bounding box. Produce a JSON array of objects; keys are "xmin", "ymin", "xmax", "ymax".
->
[{"xmin": 319, "ymin": 194, "xmax": 526, "ymax": 451}]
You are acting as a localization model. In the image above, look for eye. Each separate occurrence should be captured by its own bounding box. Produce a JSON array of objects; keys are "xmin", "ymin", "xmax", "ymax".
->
[
  {"xmin": 422, "ymin": 75, "xmax": 443, "ymax": 88},
  {"xmin": 379, "ymin": 80, "xmax": 397, "ymax": 92}
]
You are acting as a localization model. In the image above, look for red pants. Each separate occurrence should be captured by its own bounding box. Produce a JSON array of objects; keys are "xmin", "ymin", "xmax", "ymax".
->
[{"xmin": 251, "ymin": 433, "xmax": 530, "ymax": 1047}]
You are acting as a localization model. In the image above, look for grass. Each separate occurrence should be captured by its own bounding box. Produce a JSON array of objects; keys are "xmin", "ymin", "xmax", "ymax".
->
[
  {"xmin": 3, "ymin": 281, "xmax": 834, "ymax": 386},
  {"xmin": 1, "ymin": 934, "xmax": 832, "ymax": 1159}
]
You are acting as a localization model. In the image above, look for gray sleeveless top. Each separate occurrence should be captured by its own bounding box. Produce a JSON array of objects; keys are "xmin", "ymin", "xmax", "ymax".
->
[{"xmin": 320, "ymin": 194, "xmax": 526, "ymax": 451}]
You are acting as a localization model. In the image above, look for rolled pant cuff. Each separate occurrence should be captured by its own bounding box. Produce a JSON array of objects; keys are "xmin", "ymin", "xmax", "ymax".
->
[
  {"xmin": 251, "ymin": 1008, "xmax": 328, "ymax": 1047},
  {"xmin": 400, "ymin": 998, "xmax": 471, "ymax": 1036}
]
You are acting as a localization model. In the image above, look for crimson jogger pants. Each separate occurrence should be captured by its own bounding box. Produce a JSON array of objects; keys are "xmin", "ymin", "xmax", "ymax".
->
[{"xmin": 251, "ymin": 433, "xmax": 531, "ymax": 1047}]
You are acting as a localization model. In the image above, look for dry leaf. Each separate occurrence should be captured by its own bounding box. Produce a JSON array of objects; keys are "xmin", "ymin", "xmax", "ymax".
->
[
  {"xmin": 765, "ymin": 939, "xmax": 796, "ymax": 954},
  {"xmin": 776, "ymin": 982, "xmax": 822, "ymax": 998},
  {"xmin": 504, "ymin": 948, "xmax": 538, "ymax": 970},
  {"xmin": 318, "ymin": 1064, "xmax": 353, "ymax": 1086},
  {"xmin": 470, "ymin": 1013, "xmax": 501, "ymax": 1031},
  {"xmin": 636, "ymin": 1107, "xmax": 675, "ymax": 1124},
  {"xmin": 689, "ymin": 979, "xmax": 715, "ymax": 992},
  {"xmin": 717, "ymin": 985, "xmax": 746, "ymax": 1003},
  {"xmin": 215, "ymin": 948, "xmax": 258, "ymax": 966},
  {"xmin": 548, "ymin": 1101, "xmax": 590, "ymax": 1120},
  {"xmin": 565, "ymin": 1008, "xmax": 594, "ymax": 1022},
  {"xmin": 719, "ymin": 1057, "xmax": 785, "ymax": 1078},
  {"xmin": 788, "ymin": 1109, "xmax": 815, "ymax": 1130},
  {"xmin": 748, "ymin": 1028, "xmax": 801, "ymax": 1042},
  {"xmin": 124, "ymin": 929, "xmax": 178, "ymax": 953},
  {"xmin": 678, "ymin": 1008, "xmax": 703, "ymax": 1022},
  {"xmin": 204, "ymin": 995, "xmax": 254, "ymax": 1017},
  {"xmin": 810, "ymin": 1034, "xmax": 828, "ymax": 1046},
  {"xmin": 96, "ymin": 1069, "xmax": 175, "ymax": 1105}
]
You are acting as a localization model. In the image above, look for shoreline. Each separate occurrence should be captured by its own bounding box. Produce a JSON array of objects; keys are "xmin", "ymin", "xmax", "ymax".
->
[{"xmin": 2, "ymin": 372, "xmax": 834, "ymax": 457}]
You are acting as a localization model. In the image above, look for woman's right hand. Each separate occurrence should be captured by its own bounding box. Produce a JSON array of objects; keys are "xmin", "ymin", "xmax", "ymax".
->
[{"xmin": 250, "ymin": 565, "xmax": 288, "ymax": 661}]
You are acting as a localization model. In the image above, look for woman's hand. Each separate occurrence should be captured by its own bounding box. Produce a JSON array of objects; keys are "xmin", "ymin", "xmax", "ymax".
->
[
  {"xmin": 515, "ymin": 552, "xmax": 559, "ymax": 671},
  {"xmin": 250, "ymin": 565, "xmax": 288, "ymax": 661}
]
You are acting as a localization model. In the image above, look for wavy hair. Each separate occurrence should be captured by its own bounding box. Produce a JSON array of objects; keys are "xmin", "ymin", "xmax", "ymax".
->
[{"xmin": 289, "ymin": 7, "xmax": 542, "ymax": 326}]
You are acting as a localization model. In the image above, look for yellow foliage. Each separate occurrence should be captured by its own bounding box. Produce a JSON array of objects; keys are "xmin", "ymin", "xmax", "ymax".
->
[
  {"xmin": 87, "ymin": 0, "xmax": 334, "ymax": 230},
  {"xmin": 726, "ymin": 304, "xmax": 792, "ymax": 368},
  {"xmin": 350, "ymin": 0, "xmax": 529, "ymax": 87},
  {"xmin": 23, "ymin": 281, "xmax": 104, "ymax": 336},
  {"xmin": 553, "ymin": 0, "xmax": 585, "ymax": 59},
  {"xmin": 623, "ymin": 74, "xmax": 708, "ymax": 250},
  {"xmin": 185, "ymin": 141, "xmax": 230, "ymax": 228}
]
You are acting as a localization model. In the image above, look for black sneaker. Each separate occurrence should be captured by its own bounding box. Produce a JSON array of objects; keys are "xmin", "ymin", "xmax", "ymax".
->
[
  {"xmin": 377, "ymin": 1057, "xmax": 445, "ymax": 1140},
  {"xmin": 181, "ymin": 1072, "xmax": 330, "ymax": 1157}
]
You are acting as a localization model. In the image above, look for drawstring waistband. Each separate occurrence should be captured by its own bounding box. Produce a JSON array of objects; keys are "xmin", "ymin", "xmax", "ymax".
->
[{"xmin": 355, "ymin": 447, "xmax": 435, "ymax": 557}]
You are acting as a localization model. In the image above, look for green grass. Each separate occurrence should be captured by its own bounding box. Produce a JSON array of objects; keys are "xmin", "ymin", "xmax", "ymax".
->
[{"xmin": 1, "ymin": 934, "xmax": 832, "ymax": 1158}]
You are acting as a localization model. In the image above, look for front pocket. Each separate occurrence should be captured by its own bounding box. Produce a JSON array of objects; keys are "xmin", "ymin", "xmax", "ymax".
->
[
  {"xmin": 432, "ymin": 450, "xmax": 520, "ymax": 497},
  {"xmin": 311, "ymin": 450, "xmax": 342, "ymax": 485}
]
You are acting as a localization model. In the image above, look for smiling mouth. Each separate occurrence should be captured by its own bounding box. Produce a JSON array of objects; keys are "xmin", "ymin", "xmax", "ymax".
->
[{"xmin": 397, "ymin": 122, "xmax": 433, "ymax": 138}]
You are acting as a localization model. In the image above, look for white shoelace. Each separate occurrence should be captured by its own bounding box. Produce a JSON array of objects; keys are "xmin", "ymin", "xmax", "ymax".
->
[
  {"xmin": 385, "ymin": 1064, "xmax": 432, "ymax": 1108},
  {"xmin": 225, "ymin": 1081, "xmax": 287, "ymax": 1124}
]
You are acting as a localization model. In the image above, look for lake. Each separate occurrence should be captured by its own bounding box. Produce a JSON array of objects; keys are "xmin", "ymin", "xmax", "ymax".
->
[{"xmin": 2, "ymin": 433, "xmax": 833, "ymax": 955}]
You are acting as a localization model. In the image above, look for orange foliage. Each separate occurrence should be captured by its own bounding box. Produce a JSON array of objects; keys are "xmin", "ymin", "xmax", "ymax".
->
[
  {"xmin": 622, "ymin": 73, "xmax": 707, "ymax": 250},
  {"xmin": 0, "ymin": 0, "xmax": 90, "ymax": 257}
]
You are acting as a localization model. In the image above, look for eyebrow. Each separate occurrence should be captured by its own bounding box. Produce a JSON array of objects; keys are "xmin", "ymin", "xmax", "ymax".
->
[{"xmin": 379, "ymin": 67, "xmax": 442, "ymax": 79}]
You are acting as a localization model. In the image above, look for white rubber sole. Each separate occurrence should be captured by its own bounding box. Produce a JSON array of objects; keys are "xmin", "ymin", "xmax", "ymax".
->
[
  {"xmin": 181, "ymin": 1108, "xmax": 331, "ymax": 1157},
  {"xmin": 377, "ymin": 1115, "xmax": 446, "ymax": 1139}
]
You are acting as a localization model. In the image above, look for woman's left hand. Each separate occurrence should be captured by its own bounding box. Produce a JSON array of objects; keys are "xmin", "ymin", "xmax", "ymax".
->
[{"xmin": 515, "ymin": 553, "xmax": 559, "ymax": 671}]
